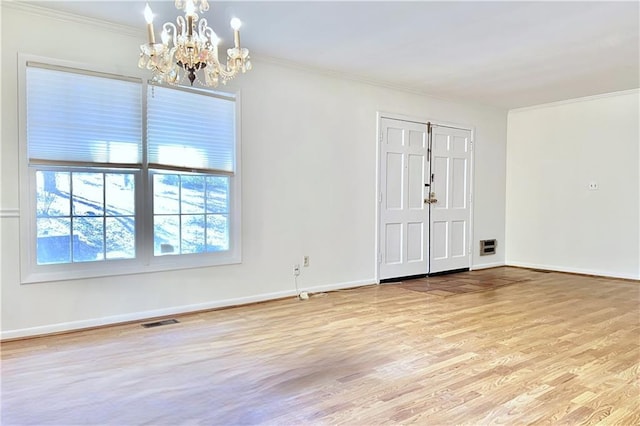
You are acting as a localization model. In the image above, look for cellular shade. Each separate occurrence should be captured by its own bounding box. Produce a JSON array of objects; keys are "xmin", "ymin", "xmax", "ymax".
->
[
  {"xmin": 147, "ymin": 85, "xmax": 236, "ymax": 174},
  {"xmin": 26, "ymin": 64, "xmax": 142, "ymax": 166}
]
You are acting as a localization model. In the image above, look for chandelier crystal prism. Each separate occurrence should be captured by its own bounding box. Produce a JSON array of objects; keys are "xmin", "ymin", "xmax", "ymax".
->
[{"xmin": 139, "ymin": 0, "xmax": 251, "ymax": 87}]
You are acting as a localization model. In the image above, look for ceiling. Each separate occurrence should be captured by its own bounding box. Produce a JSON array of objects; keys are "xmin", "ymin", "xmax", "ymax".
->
[{"xmin": 24, "ymin": 1, "xmax": 640, "ymax": 109}]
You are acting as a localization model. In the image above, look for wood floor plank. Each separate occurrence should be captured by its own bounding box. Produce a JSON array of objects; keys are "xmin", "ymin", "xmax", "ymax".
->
[{"xmin": 1, "ymin": 267, "xmax": 639, "ymax": 425}]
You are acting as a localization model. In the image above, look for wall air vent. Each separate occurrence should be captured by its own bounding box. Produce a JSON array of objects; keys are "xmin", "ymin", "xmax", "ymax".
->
[{"xmin": 480, "ymin": 239, "xmax": 497, "ymax": 256}]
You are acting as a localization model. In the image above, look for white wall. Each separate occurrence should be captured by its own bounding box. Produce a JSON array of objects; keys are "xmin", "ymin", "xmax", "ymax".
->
[
  {"xmin": 1, "ymin": 4, "xmax": 507, "ymax": 338},
  {"xmin": 506, "ymin": 90, "xmax": 640, "ymax": 279}
]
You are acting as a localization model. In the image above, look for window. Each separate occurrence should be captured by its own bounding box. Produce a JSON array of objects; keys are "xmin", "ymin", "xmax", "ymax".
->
[{"xmin": 20, "ymin": 59, "xmax": 241, "ymax": 283}]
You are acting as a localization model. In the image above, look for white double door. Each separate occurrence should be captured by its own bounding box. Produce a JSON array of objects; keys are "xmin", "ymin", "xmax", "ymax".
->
[{"xmin": 378, "ymin": 117, "xmax": 472, "ymax": 280}]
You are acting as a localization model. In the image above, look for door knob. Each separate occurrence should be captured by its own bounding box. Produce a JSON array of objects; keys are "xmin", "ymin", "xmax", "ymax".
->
[{"xmin": 424, "ymin": 192, "xmax": 437, "ymax": 204}]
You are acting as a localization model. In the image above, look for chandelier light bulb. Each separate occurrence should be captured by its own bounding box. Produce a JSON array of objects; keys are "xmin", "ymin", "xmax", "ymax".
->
[
  {"xmin": 210, "ymin": 32, "xmax": 220, "ymax": 46},
  {"xmin": 230, "ymin": 18, "xmax": 242, "ymax": 30},
  {"xmin": 144, "ymin": 3, "xmax": 153, "ymax": 24},
  {"xmin": 185, "ymin": 0, "xmax": 196, "ymax": 16},
  {"xmin": 144, "ymin": 3, "xmax": 155, "ymax": 44}
]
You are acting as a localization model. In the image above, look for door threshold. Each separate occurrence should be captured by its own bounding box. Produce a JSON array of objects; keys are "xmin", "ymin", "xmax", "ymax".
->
[
  {"xmin": 380, "ymin": 274, "xmax": 427, "ymax": 284},
  {"xmin": 428, "ymin": 267, "xmax": 470, "ymax": 277},
  {"xmin": 381, "ymin": 268, "xmax": 471, "ymax": 283}
]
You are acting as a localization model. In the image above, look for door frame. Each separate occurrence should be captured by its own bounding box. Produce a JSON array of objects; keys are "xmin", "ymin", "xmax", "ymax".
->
[{"xmin": 375, "ymin": 111, "xmax": 476, "ymax": 283}]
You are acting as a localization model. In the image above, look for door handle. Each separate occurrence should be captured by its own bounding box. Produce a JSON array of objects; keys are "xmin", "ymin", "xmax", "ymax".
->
[{"xmin": 424, "ymin": 192, "xmax": 438, "ymax": 204}]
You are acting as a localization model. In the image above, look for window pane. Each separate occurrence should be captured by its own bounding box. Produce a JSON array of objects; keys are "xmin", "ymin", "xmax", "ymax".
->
[
  {"xmin": 181, "ymin": 175, "xmax": 205, "ymax": 214},
  {"xmin": 207, "ymin": 214, "xmax": 229, "ymax": 251},
  {"xmin": 154, "ymin": 174, "xmax": 180, "ymax": 214},
  {"xmin": 73, "ymin": 217, "xmax": 104, "ymax": 262},
  {"xmin": 154, "ymin": 215, "xmax": 179, "ymax": 256},
  {"xmin": 105, "ymin": 174, "xmax": 135, "ymax": 216},
  {"xmin": 206, "ymin": 176, "xmax": 229, "ymax": 214},
  {"xmin": 106, "ymin": 217, "xmax": 135, "ymax": 259},
  {"xmin": 181, "ymin": 215, "xmax": 205, "ymax": 254},
  {"xmin": 72, "ymin": 173, "xmax": 104, "ymax": 216},
  {"xmin": 37, "ymin": 218, "xmax": 71, "ymax": 264},
  {"xmin": 36, "ymin": 171, "xmax": 70, "ymax": 217}
]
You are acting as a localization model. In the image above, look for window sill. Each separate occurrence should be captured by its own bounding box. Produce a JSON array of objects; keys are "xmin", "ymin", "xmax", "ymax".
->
[{"xmin": 20, "ymin": 252, "xmax": 242, "ymax": 284}]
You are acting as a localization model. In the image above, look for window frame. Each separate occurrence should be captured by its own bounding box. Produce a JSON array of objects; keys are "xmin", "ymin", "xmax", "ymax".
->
[{"xmin": 18, "ymin": 55, "xmax": 242, "ymax": 284}]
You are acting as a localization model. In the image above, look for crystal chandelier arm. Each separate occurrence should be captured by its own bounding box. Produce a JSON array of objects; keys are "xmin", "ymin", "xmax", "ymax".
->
[
  {"xmin": 198, "ymin": 0, "xmax": 209, "ymax": 13},
  {"xmin": 176, "ymin": 16, "xmax": 186, "ymax": 37},
  {"xmin": 175, "ymin": 0, "xmax": 209, "ymax": 13},
  {"xmin": 162, "ymin": 22, "xmax": 178, "ymax": 46},
  {"xmin": 217, "ymin": 58, "xmax": 244, "ymax": 79},
  {"xmin": 198, "ymin": 18, "xmax": 210, "ymax": 40}
]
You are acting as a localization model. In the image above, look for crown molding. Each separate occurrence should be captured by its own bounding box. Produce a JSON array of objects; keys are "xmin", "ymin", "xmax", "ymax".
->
[
  {"xmin": 2, "ymin": 1, "xmax": 144, "ymax": 38},
  {"xmin": 509, "ymin": 88, "xmax": 640, "ymax": 113}
]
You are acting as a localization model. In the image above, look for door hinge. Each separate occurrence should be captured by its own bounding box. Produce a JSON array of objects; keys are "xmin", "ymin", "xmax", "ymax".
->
[
  {"xmin": 379, "ymin": 132, "xmax": 383, "ymax": 143},
  {"xmin": 378, "ymin": 252, "xmax": 382, "ymax": 263},
  {"xmin": 378, "ymin": 192, "xmax": 382, "ymax": 203}
]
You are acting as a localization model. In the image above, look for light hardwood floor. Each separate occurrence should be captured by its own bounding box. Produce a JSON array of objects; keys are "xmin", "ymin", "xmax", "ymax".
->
[{"xmin": 2, "ymin": 267, "xmax": 639, "ymax": 425}]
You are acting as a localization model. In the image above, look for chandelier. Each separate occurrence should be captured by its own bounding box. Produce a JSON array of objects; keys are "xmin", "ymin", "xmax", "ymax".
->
[{"xmin": 139, "ymin": 0, "xmax": 252, "ymax": 87}]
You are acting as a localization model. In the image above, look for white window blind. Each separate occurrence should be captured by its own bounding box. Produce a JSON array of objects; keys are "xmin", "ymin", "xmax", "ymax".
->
[
  {"xmin": 26, "ymin": 63, "xmax": 142, "ymax": 166},
  {"xmin": 147, "ymin": 85, "xmax": 236, "ymax": 174}
]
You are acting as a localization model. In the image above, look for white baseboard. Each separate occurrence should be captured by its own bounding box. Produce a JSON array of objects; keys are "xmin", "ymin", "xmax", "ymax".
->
[
  {"xmin": 1, "ymin": 289, "xmax": 296, "ymax": 340},
  {"xmin": 506, "ymin": 261, "xmax": 640, "ymax": 281},
  {"xmin": 471, "ymin": 261, "xmax": 505, "ymax": 270},
  {"xmin": 1, "ymin": 279, "xmax": 376, "ymax": 340}
]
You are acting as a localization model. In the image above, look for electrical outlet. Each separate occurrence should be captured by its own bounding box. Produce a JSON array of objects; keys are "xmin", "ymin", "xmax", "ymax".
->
[
  {"xmin": 293, "ymin": 264, "xmax": 300, "ymax": 276},
  {"xmin": 303, "ymin": 256, "xmax": 310, "ymax": 267},
  {"xmin": 588, "ymin": 182, "xmax": 599, "ymax": 190}
]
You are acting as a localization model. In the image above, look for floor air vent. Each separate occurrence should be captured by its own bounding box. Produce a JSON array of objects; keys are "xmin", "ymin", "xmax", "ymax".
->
[
  {"xmin": 141, "ymin": 319, "xmax": 179, "ymax": 328},
  {"xmin": 480, "ymin": 239, "xmax": 497, "ymax": 256}
]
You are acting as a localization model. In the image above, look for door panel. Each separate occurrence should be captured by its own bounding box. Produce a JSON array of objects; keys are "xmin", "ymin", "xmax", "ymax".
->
[
  {"xmin": 407, "ymin": 222, "xmax": 424, "ymax": 261},
  {"xmin": 386, "ymin": 153, "xmax": 403, "ymax": 209},
  {"xmin": 452, "ymin": 158, "xmax": 467, "ymax": 209},
  {"xmin": 431, "ymin": 221, "xmax": 448, "ymax": 260},
  {"xmin": 408, "ymin": 154, "xmax": 425, "ymax": 209},
  {"xmin": 451, "ymin": 220, "xmax": 466, "ymax": 257},
  {"xmin": 429, "ymin": 125, "xmax": 472, "ymax": 273},
  {"xmin": 385, "ymin": 223, "xmax": 402, "ymax": 264},
  {"xmin": 379, "ymin": 118, "xmax": 429, "ymax": 280}
]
